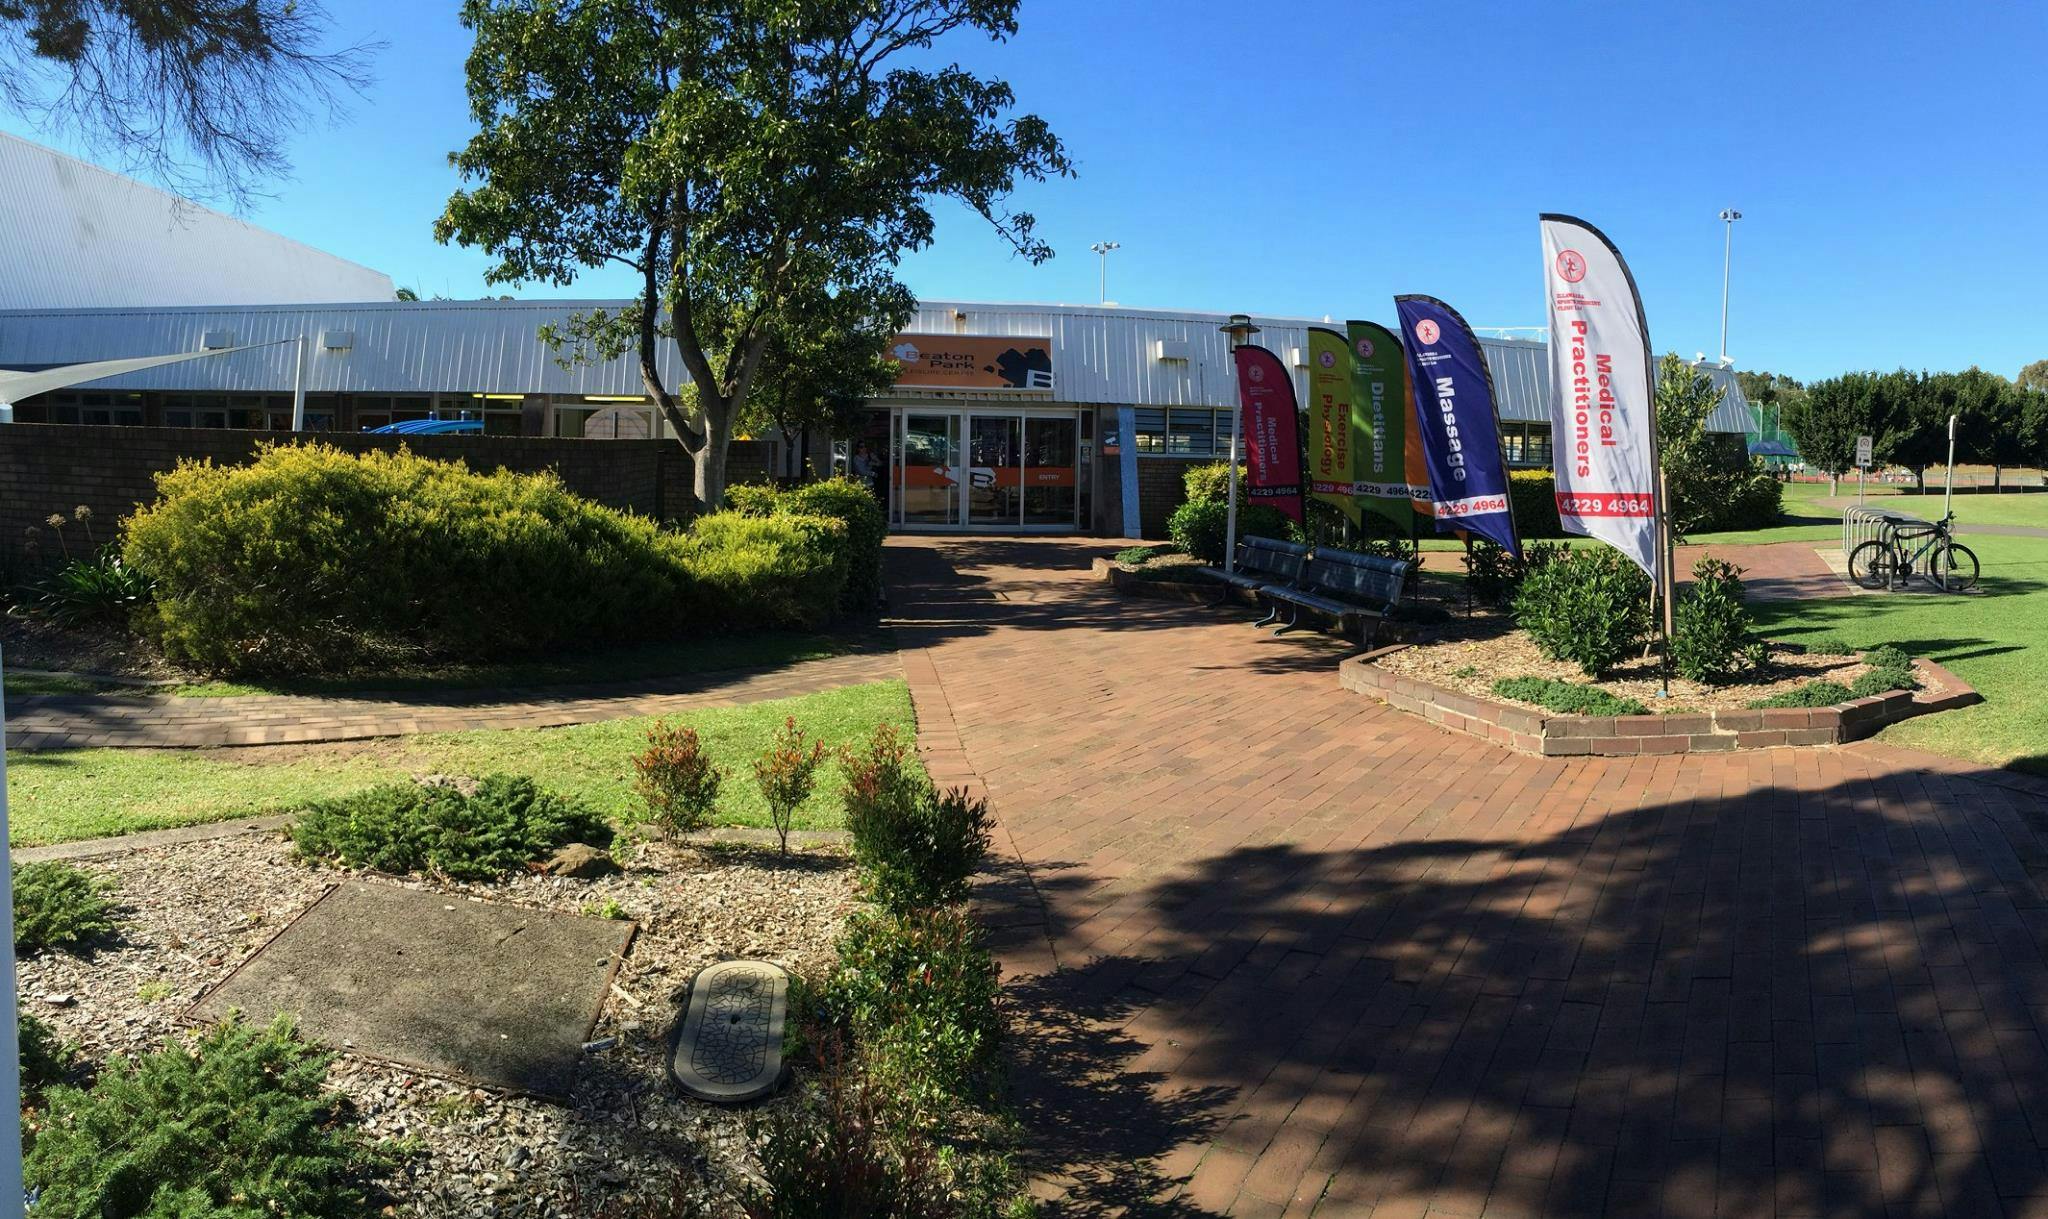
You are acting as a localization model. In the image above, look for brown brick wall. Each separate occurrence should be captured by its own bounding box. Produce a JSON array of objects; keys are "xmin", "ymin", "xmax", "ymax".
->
[
  {"xmin": 1, "ymin": 423, "xmax": 781, "ymax": 564},
  {"xmin": 1137, "ymin": 456, "xmax": 1208, "ymax": 538}
]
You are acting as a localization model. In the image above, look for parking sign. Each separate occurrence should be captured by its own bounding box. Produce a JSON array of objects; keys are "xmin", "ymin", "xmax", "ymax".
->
[{"xmin": 1856, "ymin": 435, "xmax": 1873, "ymax": 469}]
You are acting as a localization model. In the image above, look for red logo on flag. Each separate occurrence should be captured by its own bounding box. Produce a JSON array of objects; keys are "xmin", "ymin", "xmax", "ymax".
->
[
  {"xmin": 1557, "ymin": 249, "xmax": 1587, "ymax": 283},
  {"xmin": 1318, "ymin": 350, "xmax": 1336, "ymax": 368},
  {"xmin": 1355, "ymin": 337, "xmax": 1374, "ymax": 359},
  {"xmin": 1248, "ymin": 363, "xmax": 1266, "ymax": 383},
  {"xmin": 1415, "ymin": 319, "xmax": 1441, "ymax": 345}
]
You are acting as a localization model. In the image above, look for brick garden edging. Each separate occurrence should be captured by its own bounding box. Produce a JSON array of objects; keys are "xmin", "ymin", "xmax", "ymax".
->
[{"xmin": 1339, "ymin": 646, "xmax": 1980, "ymax": 757}]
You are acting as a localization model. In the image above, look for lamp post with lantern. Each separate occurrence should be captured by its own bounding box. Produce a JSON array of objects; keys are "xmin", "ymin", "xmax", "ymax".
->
[{"xmin": 1217, "ymin": 313, "xmax": 1261, "ymax": 575}]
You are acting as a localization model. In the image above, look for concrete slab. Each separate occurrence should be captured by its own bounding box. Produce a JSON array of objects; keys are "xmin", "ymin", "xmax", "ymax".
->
[{"xmin": 194, "ymin": 881, "xmax": 634, "ymax": 1100}]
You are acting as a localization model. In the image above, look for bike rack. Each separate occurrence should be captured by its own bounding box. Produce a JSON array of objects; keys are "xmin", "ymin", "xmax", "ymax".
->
[{"xmin": 1842, "ymin": 506, "xmax": 1932, "ymax": 591}]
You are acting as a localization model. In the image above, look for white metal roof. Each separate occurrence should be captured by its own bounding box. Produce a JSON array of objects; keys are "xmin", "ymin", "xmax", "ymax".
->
[
  {"xmin": 0, "ymin": 296, "xmax": 1752, "ymax": 432},
  {"xmin": 0, "ymin": 131, "xmax": 394, "ymax": 309}
]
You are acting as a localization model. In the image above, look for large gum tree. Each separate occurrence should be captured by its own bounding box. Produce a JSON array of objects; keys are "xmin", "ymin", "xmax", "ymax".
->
[{"xmin": 436, "ymin": 0, "xmax": 1071, "ymax": 510}]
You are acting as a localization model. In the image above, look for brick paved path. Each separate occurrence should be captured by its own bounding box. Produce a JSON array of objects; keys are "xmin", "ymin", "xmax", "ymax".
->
[
  {"xmin": 5, "ymin": 649, "xmax": 898, "ymax": 750},
  {"xmin": 887, "ymin": 536, "xmax": 2048, "ymax": 1218}
]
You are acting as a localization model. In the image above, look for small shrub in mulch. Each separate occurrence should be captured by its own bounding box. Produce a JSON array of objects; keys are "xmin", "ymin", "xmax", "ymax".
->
[
  {"xmin": 631, "ymin": 721, "xmax": 726, "ymax": 837},
  {"xmin": 840, "ymin": 724, "xmax": 991, "ymax": 914},
  {"xmin": 1512, "ymin": 548, "xmax": 1653, "ymax": 676},
  {"xmin": 1850, "ymin": 644, "xmax": 1918, "ymax": 699},
  {"xmin": 24, "ymin": 1016, "xmax": 389, "ymax": 1218},
  {"xmin": 20, "ymin": 1014, "xmax": 74, "ymax": 1104},
  {"xmin": 291, "ymin": 774, "xmax": 611, "ymax": 881},
  {"xmin": 754, "ymin": 718, "xmax": 830, "ymax": 857},
  {"xmin": 1671, "ymin": 557, "xmax": 1765, "ymax": 685},
  {"xmin": 14, "ymin": 862, "xmax": 118, "ymax": 955},
  {"xmin": 1492, "ymin": 676, "xmax": 1649, "ymax": 718}
]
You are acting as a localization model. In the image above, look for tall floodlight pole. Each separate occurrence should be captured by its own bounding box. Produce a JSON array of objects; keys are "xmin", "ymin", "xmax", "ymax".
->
[
  {"xmin": 1090, "ymin": 241, "xmax": 1120, "ymax": 305},
  {"xmin": 1718, "ymin": 209, "xmax": 1742, "ymax": 364},
  {"xmin": 1218, "ymin": 313, "xmax": 1261, "ymax": 574}
]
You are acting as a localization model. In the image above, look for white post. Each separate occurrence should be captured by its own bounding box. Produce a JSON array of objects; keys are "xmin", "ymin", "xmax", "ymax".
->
[
  {"xmin": 289, "ymin": 335, "xmax": 308, "ymax": 432},
  {"xmin": 0, "ymin": 642, "xmax": 22, "ymax": 1207},
  {"xmin": 1941, "ymin": 415, "xmax": 1957, "ymax": 520}
]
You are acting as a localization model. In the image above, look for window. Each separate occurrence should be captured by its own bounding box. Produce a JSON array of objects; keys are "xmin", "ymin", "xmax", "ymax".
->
[
  {"xmin": 1132, "ymin": 408, "xmax": 1167, "ymax": 453},
  {"xmin": 1167, "ymin": 408, "xmax": 1215, "ymax": 455},
  {"xmin": 1501, "ymin": 423, "xmax": 1526, "ymax": 466},
  {"xmin": 1133, "ymin": 407, "xmax": 1238, "ymax": 458},
  {"xmin": 1525, "ymin": 422, "xmax": 1553, "ymax": 468}
]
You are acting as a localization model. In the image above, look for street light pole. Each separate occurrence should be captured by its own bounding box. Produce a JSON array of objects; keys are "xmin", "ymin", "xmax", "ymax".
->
[
  {"xmin": 1718, "ymin": 208, "xmax": 1742, "ymax": 364},
  {"xmin": 1089, "ymin": 241, "xmax": 1120, "ymax": 305}
]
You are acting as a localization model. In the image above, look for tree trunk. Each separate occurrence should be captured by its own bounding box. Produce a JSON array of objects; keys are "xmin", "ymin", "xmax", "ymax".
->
[
  {"xmin": 1994, "ymin": 465, "xmax": 2003, "ymax": 492},
  {"xmin": 1915, "ymin": 466, "xmax": 1926, "ymax": 493},
  {"xmin": 694, "ymin": 430, "xmax": 731, "ymax": 510},
  {"xmin": 1829, "ymin": 473, "xmax": 1838, "ymax": 496}
]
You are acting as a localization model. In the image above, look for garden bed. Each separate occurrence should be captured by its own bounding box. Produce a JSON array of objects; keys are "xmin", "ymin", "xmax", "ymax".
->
[
  {"xmin": 1343, "ymin": 644, "xmax": 1978, "ymax": 757},
  {"xmin": 18, "ymin": 831, "xmax": 858, "ymax": 1216},
  {"xmin": 1373, "ymin": 614, "xmax": 1911, "ymax": 715}
]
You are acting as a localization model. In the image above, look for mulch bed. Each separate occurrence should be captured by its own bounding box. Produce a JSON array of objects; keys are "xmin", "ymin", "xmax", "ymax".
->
[{"xmin": 18, "ymin": 832, "xmax": 858, "ymax": 1216}]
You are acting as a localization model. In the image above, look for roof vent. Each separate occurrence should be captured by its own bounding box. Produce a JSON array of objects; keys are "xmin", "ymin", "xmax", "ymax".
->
[
  {"xmin": 1151, "ymin": 339, "xmax": 1190, "ymax": 362},
  {"xmin": 200, "ymin": 330, "xmax": 233, "ymax": 350},
  {"xmin": 321, "ymin": 330, "xmax": 355, "ymax": 351}
]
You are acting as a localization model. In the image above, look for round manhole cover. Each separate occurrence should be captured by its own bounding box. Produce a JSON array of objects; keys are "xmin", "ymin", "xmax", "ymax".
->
[{"xmin": 667, "ymin": 960, "xmax": 790, "ymax": 1103}]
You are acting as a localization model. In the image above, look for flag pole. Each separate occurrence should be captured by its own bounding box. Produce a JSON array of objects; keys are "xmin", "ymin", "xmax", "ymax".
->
[{"xmin": 1218, "ymin": 314, "xmax": 1261, "ymax": 572}]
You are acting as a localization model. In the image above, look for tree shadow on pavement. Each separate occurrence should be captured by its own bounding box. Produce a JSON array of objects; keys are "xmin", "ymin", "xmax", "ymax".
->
[{"xmin": 1002, "ymin": 769, "xmax": 2048, "ymax": 1217}]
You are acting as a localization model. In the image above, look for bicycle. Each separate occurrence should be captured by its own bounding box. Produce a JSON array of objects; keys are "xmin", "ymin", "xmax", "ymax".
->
[{"xmin": 1847, "ymin": 512, "xmax": 1979, "ymax": 592}]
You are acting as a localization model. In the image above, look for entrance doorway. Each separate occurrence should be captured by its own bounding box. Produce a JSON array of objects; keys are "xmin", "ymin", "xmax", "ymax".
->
[{"xmin": 889, "ymin": 407, "xmax": 1082, "ymax": 532}]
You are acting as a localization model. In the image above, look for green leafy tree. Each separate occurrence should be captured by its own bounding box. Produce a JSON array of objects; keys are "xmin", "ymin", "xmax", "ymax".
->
[
  {"xmin": 744, "ymin": 290, "xmax": 902, "ymax": 480},
  {"xmin": 1872, "ymin": 369, "xmax": 1945, "ymax": 491},
  {"xmin": 1788, "ymin": 371, "xmax": 1885, "ymax": 492},
  {"xmin": 437, "ymin": 0, "xmax": 1072, "ymax": 511},
  {"xmin": 2017, "ymin": 359, "xmax": 2048, "ymax": 393},
  {"xmin": 1735, "ymin": 368, "xmax": 1807, "ymax": 441},
  {"xmin": 1931, "ymin": 367, "xmax": 2023, "ymax": 490},
  {"xmin": 1655, "ymin": 353, "xmax": 1758, "ymax": 535},
  {"xmin": 0, "ymin": 0, "xmax": 374, "ymax": 203}
]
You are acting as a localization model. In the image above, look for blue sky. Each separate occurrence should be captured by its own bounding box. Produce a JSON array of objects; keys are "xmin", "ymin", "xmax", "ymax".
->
[{"xmin": 9, "ymin": 0, "xmax": 2045, "ymax": 383}]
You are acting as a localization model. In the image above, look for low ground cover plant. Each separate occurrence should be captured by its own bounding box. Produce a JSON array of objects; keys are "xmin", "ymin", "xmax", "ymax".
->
[
  {"xmin": 24, "ymin": 1016, "xmax": 389, "ymax": 1218},
  {"xmin": 291, "ymin": 774, "xmax": 610, "ymax": 880},
  {"xmin": 14, "ymin": 862, "xmax": 118, "ymax": 954},
  {"xmin": 1850, "ymin": 643, "xmax": 1919, "ymax": 698},
  {"xmin": 631, "ymin": 721, "xmax": 726, "ymax": 837},
  {"xmin": 1513, "ymin": 548, "xmax": 1653, "ymax": 676},
  {"xmin": 20, "ymin": 1014, "xmax": 74, "ymax": 1104},
  {"xmin": 1491, "ymin": 676, "xmax": 1649, "ymax": 717},
  {"xmin": 1749, "ymin": 680, "xmax": 1853, "ymax": 709},
  {"xmin": 841, "ymin": 724, "xmax": 992, "ymax": 913},
  {"xmin": 27, "ymin": 549, "xmax": 155, "ymax": 629}
]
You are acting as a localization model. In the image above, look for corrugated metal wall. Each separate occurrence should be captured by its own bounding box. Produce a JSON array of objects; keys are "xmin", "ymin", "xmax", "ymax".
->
[
  {"xmin": 0, "ymin": 296, "xmax": 1752, "ymax": 432},
  {"xmin": 0, "ymin": 133, "xmax": 393, "ymax": 309}
]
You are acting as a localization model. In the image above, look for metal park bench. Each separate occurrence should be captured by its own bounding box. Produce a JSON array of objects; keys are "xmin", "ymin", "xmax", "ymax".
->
[
  {"xmin": 1265, "ymin": 547, "xmax": 1413, "ymax": 646},
  {"xmin": 1199, "ymin": 535, "xmax": 1308, "ymax": 622}
]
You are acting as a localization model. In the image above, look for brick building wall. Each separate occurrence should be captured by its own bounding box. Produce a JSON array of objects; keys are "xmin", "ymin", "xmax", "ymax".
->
[
  {"xmin": 1137, "ymin": 456, "xmax": 1210, "ymax": 538},
  {"xmin": 1, "ymin": 423, "xmax": 780, "ymax": 563}
]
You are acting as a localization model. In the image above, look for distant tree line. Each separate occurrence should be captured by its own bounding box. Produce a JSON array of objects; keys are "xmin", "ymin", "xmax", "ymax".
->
[{"xmin": 1776, "ymin": 363, "xmax": 2048, "ymax": 492}]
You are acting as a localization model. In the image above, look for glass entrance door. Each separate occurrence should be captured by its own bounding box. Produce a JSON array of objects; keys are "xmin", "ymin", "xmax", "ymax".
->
[
  {"xmin": 1022, "ymin": 416, "xmax": 1079, "ymax": 527},
  {"xmin": 897, "ymin": 411, "xmax": 961, "ymax": 527},
  {"xmin": 967, "ymin": 414, "xmax": 1023, "ymax": 528}
]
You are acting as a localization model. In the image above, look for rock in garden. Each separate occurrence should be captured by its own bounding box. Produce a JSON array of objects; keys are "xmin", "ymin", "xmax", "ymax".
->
[{"xmin": 542, "ymin": 844, "xmax": 619, "ymax": 879}]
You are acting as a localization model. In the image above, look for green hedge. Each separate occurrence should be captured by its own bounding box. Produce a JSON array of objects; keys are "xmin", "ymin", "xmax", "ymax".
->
[
  {"xmin": 683, "ymin": 511, "xmax": 848, "ymax": 629},
  {"xmin": 1508, "ymin": 469, "xmax": 1563, "ymax": 538},
  {"xmin": 1167, "ymin": 499, "xmax": 1295, "ymax": 565},
  {"xmin": 125, "ymin": 444, "xmax": 691, "ymax": 675},
  {"xmin": 722, "ymin": 477, "xmax": 885, "ymax": 612}
]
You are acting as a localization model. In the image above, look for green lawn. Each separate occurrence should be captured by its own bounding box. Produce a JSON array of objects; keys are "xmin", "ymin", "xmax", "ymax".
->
[
  {"xmin": 1879, "ymin": 492, "xmax": 2048, "ymax": 531},
  {"xmin": 4, "ymin": 673, "xmax": 127, "ymax": 699},
  {"xmin": 4, "ymin": 679, "xmax": 916, "ymax": 846},
  {"xmin": 1749, "ymin": 535, "xmax": 2048, "ymax": 773},
  {"xmin": 170, "ymin": 631, "xmax": 851, "ymax": 698}
]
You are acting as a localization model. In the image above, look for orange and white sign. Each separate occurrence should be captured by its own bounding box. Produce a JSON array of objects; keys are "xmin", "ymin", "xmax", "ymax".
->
[{"xmin": 890, "ymin": 334, "xmax": 1054, "ymax": 393}]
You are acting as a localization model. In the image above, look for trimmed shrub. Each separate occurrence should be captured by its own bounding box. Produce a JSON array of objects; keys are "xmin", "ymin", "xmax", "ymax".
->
[
  {"xmin": 740, "ymin": 1037, "xmax": 952, "ymax": 1219},
  {"xmin": 1507, "ymin": 469, "xmax": 1564, "ymax": 538},
  {"xmin": 124, "ymin": 444, "xmax": 690, "ymax": 675},
  {"xmin": 724, "ymin": 482, "xmax": 783, "ymax": 517},
  {"xmin": 1749, "ymin": 680, "xmax": 1852, "ymax": 709},
  {"xmin": 1672, "ymin": 558, "xmax": 1760, "ymax": 684},
  {"xmin": 631, "ymin": 721, "xmax": 726, "ymax": 837},
  {"xmin": 1114, "ymin": 544, "xmax": 1172, "ymax": 566},
  {"xmin": 1463, "ymin": 539, "xmax": 1566, "ymax": 610},
  {"xmin": 1716, "ymin": 468, "xmax": 1784, "ymax": 532},
  {"xmin": 24, "ymin": 1016, "xmax": 387, "ymax": 1218},
  {"xmin": 684, "ymin": 511, "xmax": 849, "ymax": 630},
  {"xmin": 814, "ymin": 906, "xmax": 1006, "ymax": 1116},
  {"xmin": 14, "ymin": 862, "xmax": 118, "ymax": 955},
  {"xmin": 1182, "ymin": 461, "xmax": 1240, "ymax": 506},
  {"xmin": 291, "ymin": 774, "xmax": 611, "ymax": 881},
  {"xmin": 1166, "ymin": 499, "xmax": 1294, "ymax": 565},
  {"xmin": 841, "ymin": 724, "xmax": 992, "ymax": 913},
  {"xmin": 1512, "ymin": 548, "xmax": 1653, "ymax": 676},
  {"xmin": 781, "ymin": 478, "xmax": 888, "ymax": 613},
  {"xmin": 1491, "ymin": 676, "xmax": 1649, "ymax": 717}
]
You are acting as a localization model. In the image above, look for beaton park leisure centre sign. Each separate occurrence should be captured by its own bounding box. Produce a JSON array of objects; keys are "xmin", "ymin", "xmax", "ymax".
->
[{"xmin": 889, "ymin": 334, "xmax": 1055, "ymax": 393}]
